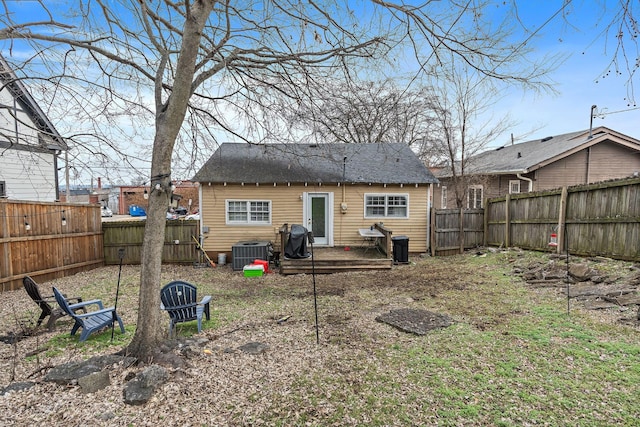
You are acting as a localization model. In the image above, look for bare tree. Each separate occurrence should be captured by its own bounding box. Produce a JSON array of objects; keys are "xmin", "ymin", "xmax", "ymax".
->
[
  {"xmin": 428, "ymin": 64, "xmax": 515, "ymax": 208},
  {"xmin": 0, "ymin": 0, "xmax": 555, "ymax": 359},
  {"xmin": 279, "ymin": 78, "xmax": 439, "ymax": 147}
]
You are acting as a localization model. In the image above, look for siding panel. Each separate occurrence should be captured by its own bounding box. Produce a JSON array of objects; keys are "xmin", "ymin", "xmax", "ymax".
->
[{"xmin": 201, "ymin": 183, "xmax": 430, "ymax": 256}]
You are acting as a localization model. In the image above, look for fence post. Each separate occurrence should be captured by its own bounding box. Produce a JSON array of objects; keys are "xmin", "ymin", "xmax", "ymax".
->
[
  {"xmin": 504, "ymin": 194, "xmax": 511, "ymax": 248},
  {"xmin": 557, "ymin": 187, "xmax": 568, "ymax": 254},
  {"xmin": 430, "ymin": 208, "xmax": 436, "ymax": 257},
  {"xmin": 483, "ymin": 198, "xmax": 488, "ymax": 247},
  {"xmin": 459, "ymin": 208, "xmax": 464, "ymax": 254}
]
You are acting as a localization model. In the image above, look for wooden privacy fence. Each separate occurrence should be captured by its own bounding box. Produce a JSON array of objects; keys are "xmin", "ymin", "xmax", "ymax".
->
[
  {"xmin": 0, "ymin": 200, "xmax": 104, "ymax": 292},
  {"xmin": 102, "ymin": 220, "xmax": 199, "ymax": 265},
  {"xmin": 486, "ymin": 177, "xmax": 640, "ymax": 260},
  {"xmin": 430, "ymin": 208, "xmax": 484, "ymax": 256}
]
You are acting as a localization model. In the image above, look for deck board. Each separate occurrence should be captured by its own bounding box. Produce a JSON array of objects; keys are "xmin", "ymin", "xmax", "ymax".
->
[{"xmin": 279, "ymin": 247, "xmax": 392, "ymax": 274}]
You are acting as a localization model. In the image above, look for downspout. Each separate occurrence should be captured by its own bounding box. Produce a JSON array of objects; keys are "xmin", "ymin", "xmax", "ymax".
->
[
  {"xmin": 53, "ymin": 149, "xmax": 60, "ymax": 201},
  {"xmin": 517, "ymin": 173, "xmax": 533, "ymax": 192},
  {"xmin": 341, "ymin": 156, "xmax": 347, "ymax": 213}
]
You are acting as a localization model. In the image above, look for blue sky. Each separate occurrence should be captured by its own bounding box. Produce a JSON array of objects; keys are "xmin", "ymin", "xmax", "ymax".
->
[
  {"xmin": 1, "ymin": 1, "xmax": 638, "ymax": 184},
  {"xmin": 487, "ymin": 0, "xmax": 640, "ymax": 146}
]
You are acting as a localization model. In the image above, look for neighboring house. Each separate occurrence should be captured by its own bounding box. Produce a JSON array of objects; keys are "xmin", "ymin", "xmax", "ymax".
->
[
  {"xmin": 117, "ymin": 180, "xmax": 199, "ymax": 215},
  {"xmin": 61, "ymin": 178, "xmax": 111, "ymax": 206},
  {"xmin": 433, "ymin": 126, "xmax": 640, "ymax": 209},
  {"xmin": 192, "ymin": 143, "xmax": 438, "ymax": 258},
  {"xmin": 0, "ymin": 55, "xmax": 67, "ymax": 201}
]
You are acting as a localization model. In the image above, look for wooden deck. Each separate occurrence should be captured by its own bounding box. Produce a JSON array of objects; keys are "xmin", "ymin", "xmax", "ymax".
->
[{"xmin": 278, "ymin": 246, "xmax": 393, "ymax": 275}]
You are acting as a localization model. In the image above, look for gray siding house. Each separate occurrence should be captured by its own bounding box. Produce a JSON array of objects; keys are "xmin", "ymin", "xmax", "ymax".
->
[{"xmin": 434, "ymin": 126, "xmax": 640, "ymax": 209}]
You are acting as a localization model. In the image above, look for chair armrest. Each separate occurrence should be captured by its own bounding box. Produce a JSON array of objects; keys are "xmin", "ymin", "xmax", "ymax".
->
[
  {"xmin": 74, "ymin": 307, "xmax": 115, "ymax": 319},
  {"xmin": 69, "ymin": 299, "xmax": 104, "ymax": 311},
  {"xmin": 161, "ymin": 303, "xmax": 197, "ymax": 311},
  {"xmin": 44, "ymin": 294, "xmax": 83, "ymax": 303},
  {"xmin": 198, "ymin": 295, "xmax": 212, "ymax": 305}
]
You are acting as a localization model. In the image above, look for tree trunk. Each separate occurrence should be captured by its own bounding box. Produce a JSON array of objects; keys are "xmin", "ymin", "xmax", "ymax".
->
[
  {"xmin": 125, "ymin": 0, "xmax": 215, "ymax": 360},
  {"xmin": 125, "ymin": 130, "xmax": 174, "ymax": 360}
]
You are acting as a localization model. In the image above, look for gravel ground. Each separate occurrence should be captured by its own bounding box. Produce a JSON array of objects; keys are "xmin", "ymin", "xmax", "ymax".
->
[{"xmin": 1, "ymin": 251, "xmax": 638, "ymax": 426}]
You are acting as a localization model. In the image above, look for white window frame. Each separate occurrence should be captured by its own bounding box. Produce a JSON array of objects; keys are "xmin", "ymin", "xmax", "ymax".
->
[
  {"xmin": 441, "ymin": 186, "xmax": 447, "ymax": 208},
  {"xmin": 225, "ymin": 200, "xmax": 272, "ymax": 225},
  {"xmin": 509, "ymin": 180, "xmax": 521, "ymax": 194},
  {"xmin": 0, "ymin": 181, "xmax": 5, "ymax": 198},
  {"xmin": 364, "ymin": 193, "xmax": 409, "ymax": 219},
  {"xmin": 467, "ymin": 185, "xmax": 483, "ymax": 209}
]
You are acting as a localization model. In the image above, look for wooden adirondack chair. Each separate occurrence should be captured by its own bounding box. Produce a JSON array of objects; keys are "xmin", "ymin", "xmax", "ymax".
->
[
  {"xmin": 160, "ymin": 281, "xmax": 211, "ymax": 337},
  {"xmin": 53, "ymin": 287, "xmax": 125, "ymax": 342},
  {"xmin": 23, "ymin": 276, "xmax": 83, "ymax": 331}
]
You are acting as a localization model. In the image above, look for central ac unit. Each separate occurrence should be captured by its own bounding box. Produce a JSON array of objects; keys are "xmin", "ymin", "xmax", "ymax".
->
[{"xmin": 232, "ymin": 241, "xmax": 272, "ymax": 271}]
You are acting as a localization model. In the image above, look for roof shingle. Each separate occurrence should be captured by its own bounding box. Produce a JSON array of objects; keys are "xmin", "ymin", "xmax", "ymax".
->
[{"xmin": 193, "ymin": 143, "xmax": 438, "ymax": 184}]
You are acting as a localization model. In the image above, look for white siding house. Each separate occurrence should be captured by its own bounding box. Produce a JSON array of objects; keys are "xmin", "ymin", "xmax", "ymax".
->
[{"xmin": 0, "ymin": 55, "xmax": 67, "ymax": 201}]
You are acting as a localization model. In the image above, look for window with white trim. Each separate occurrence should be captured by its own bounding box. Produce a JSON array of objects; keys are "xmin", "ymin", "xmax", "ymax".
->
[
  {"xmin": 509, "ymin": 180, "xmax": 521, "ymax": 194},
  {"xmin": 0, "ymin": 181, "xmax": 5, "ymax": 198},
  {"xmin": 226, "ymin": 200, "xmax": 271, "ymax": 224},
  {"xmin": 441, "ymin": 186, "xmax": 447, "ymax": 208},
  {"xmin": 467, "ymin": 185, "xmax": 483, "ymax": 209},
  {"xmin": 365, "ymin": 194, "xmax": 408, "ymax": 218}
]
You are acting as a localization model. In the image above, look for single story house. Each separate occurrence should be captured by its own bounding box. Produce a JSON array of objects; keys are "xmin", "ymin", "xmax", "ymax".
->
[
  {"xmin": 433, "ymin": 126, "xmax": 640, "ymax": 209},
  {"xmin": 192, "ymin": 143, "xmax": 438, "ymax": 259},
  {"xmin": 0, "ymin": 54, "xmax": 67, "ymax": 201}
]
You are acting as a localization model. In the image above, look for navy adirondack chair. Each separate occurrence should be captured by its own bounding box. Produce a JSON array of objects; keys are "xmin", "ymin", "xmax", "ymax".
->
[
  {"xmin": 53, "ymin": 287, "xmax": 125, "ymax": 341},
  {"xmin": 160, "ymin": 281, "xmax": 211, "ymax": 337},
  {"xmin": 23, "ymin": 276, "xmax": 83, "ymax": 331}
]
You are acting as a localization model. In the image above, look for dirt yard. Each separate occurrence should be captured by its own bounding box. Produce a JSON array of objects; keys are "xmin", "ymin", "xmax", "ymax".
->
[{"xmin": 1, "ymin": 249, "xmax": 639, "ymax": 426}]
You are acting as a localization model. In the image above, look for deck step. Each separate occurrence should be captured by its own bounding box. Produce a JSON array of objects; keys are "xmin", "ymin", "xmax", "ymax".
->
[{"xmin": 280, "ymin": 258, "xmax": 393, "ymax": 275}]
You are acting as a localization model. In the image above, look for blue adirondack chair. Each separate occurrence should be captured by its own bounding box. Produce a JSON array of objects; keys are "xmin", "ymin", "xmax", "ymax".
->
[
  {"xmin": 160, "ymin": 281, "xmax": 211, "ymax": 337},
  {"xmin": 53, "ymin": 287, "xmax": 125, "ymax": 342}
]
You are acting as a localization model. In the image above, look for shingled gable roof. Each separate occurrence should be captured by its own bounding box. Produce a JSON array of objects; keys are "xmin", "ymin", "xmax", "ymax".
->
[
  {"xmin": 447, "ymin": 126, "xmax": 640, "ymax": 177},
  {"xmin": 0, "ymin": 54, "xmax": 67, "ymax": 151},
  {"xmin": 193, "ymin": 142, "xmax": 438, "ymax": 185}
]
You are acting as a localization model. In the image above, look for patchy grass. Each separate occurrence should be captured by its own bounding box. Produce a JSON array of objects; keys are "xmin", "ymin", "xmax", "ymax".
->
[{"xmin": 1, "ymin": 249, "xmax": 639, "ymax": 426}]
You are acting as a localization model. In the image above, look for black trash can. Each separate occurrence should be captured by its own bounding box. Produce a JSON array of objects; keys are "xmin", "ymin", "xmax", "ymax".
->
[{"xmin": 392, "ymin": 235, "xmax": 409, "ymax": 264}]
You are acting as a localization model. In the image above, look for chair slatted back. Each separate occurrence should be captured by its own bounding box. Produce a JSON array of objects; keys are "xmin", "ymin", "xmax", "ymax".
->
[
  {"xmin": 24, "ymin": 276, "xmax": 54, "ymax": 313},
  {"xmin": 161, "ymin": 281, "xmax": 198, "ymax": 323},
  {"xmin": 53, "ymin": 287, "xmax": 74, "ymax": 317}
]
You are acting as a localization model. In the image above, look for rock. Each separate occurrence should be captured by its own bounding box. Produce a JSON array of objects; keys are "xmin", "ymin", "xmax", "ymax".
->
[
  {"xmin": 1, "ymin": 381, "xmax": 35, "ymax": 395},
  {"xmin": 612, "ymin": 294, "xmax": 640, "ymax": 306},
  {"xmin": 44, "ymin": 355, "xmax": 136, "ymax": 385},
  {"xmin": 140, "ymin": 365, "xmax": 168, "ymax": 388},
  {"xmin": 78, "ymin": 370, "xmax": 110, "ymax": 394},
  {"xmin": 44, "ymin": 362, "xmax": 101, "ymax": 385},
  {"xmin": 123, "ymin": 365, "xmax": 168, "ymax": 405},
  {"xmin": 569, "ymin": 263, "xmax": 594, "ymax": 281},
  {"xmin": 238, "ymin": 342, "xmax": 269, "ymax": 355},
  {"xmin": 97, "ymin": 411, "xmax": 117, "ymax": 421}
]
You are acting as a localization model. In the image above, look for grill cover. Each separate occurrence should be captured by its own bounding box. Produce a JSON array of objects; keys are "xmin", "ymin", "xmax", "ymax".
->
[{"xmin": 284, "ymin": 224, "xmax": 311, "ymax": 259}]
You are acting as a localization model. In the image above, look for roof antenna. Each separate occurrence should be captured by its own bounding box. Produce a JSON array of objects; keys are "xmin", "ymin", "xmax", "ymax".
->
[{"xmin": 589, "ymin": 105, "xmax": 597, "ymax": 139}]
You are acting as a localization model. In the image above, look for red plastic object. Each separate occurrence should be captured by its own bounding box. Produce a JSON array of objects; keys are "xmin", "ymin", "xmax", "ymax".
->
[{"xmin": 252, "ymin": 259, "xmax": 269, "ymax": 273}]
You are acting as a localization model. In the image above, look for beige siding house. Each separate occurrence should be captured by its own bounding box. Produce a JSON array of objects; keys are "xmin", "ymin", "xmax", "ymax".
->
[
  {"xmin": 433, "ymin": 127, "xmax": 640, "ymax": 209},
  {"xmin": 192, "ymin": 143, "xmax": 438, "ymax": 260}
]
